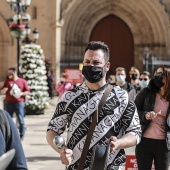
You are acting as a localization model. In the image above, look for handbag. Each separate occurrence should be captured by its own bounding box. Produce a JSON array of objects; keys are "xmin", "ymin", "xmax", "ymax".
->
[
  {"xmin": 77, "ymin": 84, "xmax": 113, "ymax": 170},
  {"xmin": 89, "ymin": 140, "xmax": 110, "ymax": 170}
]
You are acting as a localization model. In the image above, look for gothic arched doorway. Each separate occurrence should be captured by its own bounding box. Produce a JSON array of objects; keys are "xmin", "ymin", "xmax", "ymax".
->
[{"xmin": 90, "ymin": 15, "xmax": 134, "ymax": 78}]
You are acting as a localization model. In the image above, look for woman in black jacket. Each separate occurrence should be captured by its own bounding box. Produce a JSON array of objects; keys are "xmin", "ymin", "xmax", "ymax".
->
[{"xmin": 135, "ymin": 65, "xmax": 170, "ymax": 170}]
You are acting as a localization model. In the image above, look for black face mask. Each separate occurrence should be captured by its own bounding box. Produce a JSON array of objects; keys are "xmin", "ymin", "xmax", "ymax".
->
[
  {"xmin": 131, "ymin": 74, "xmax": 138, "ymax": 80},
  {"xmin": 82, "ymin": 65, "xmax": 106, "ymax": 83},
  {"xmin": 154, "ymin": 73, "xmax": 164, "ymax": 88}
]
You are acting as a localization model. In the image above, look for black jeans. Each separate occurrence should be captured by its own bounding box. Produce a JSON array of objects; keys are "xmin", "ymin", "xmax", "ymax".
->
[{"xmin": 135, "ymin": 137, "xmax": 170, "ymax": 170}]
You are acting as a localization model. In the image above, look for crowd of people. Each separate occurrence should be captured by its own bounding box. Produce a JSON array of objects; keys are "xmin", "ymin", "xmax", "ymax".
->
[{"xmin": 1, "ymin": 41, "xmax": 170, "ymax": 170}]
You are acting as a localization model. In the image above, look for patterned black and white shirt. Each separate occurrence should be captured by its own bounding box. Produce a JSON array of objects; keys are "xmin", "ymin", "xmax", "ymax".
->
[{"xmin": 47, "ymin": 82, "xmax": 141, "ymax": 170}]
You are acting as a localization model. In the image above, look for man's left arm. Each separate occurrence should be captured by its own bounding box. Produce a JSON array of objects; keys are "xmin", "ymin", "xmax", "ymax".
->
[
  {"xmin": 0, "ymin": 81, "xmax": 8, "ymax": 94},
  {"xmin": 21, "ymin": 91, "xmax": 30, "ymax": 96},
  {"xmin": 109, "ymin": 97, "xmax": 141, "ymax": 152},
  {"xmin": 109, "ymin": 133, "xmax": 137, "ymax": 153}
]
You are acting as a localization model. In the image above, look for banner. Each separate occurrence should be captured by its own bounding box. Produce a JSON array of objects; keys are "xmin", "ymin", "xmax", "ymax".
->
[
  {"xmin": 125, "ymin": 155, "xmax": 155, "ymax": 170},
  {"xmin": 65, "ymin": 69, "xmax": 83, "ymax": 84}
]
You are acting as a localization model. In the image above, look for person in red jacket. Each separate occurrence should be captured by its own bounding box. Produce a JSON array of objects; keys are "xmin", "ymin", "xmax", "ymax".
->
[{"xmin": 1, "ymin": 67, "xmax": 30, "ymax": 140}]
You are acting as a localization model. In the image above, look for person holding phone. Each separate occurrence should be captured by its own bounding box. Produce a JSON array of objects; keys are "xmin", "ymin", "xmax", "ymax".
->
[{"xmin": 135, "ymin": 65, "xmax": 170, "ymax": 170}]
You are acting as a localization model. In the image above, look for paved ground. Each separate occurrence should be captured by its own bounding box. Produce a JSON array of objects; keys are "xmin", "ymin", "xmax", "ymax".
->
[
  {"xmin": 21, "ymin": 96, "xmax": 137, "ymax": 170},
  {"xmin": 21, "ymin": 97, "xmax": 66, "ymax": 170}
]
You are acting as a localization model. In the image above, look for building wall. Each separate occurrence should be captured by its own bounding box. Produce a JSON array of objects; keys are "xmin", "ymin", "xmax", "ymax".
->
[
  {"xmin": 0, "ymin": 0, "xmax": 58, "ymax": 84},
  {"xmin": 60, "ymin": 0, "xmax": 170, "ymax": 72},
  {"xmin": 0, "ymin": 0, "xmax": 170, "ymax": 86}
]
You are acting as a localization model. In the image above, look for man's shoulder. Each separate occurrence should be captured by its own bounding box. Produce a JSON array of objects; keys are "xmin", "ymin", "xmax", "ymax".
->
[
  {"xmin": 17, "ymin": 78, "xmax": 28, "ymax": 85},
  {"xmin": 3, "ymin": 79, "xmax": 12, "ymax": 83},
  {"xmin": 60, "ymin": 82, "xmax": 88, "ymax": 101},
  {"xmin": 129, "ymin": 88, "xmax": 136, "ymax": 94},
  {"xmin": 113, "ymin": 84, "xmax": 127, "ymax": 92},
  {"xmin": 112, "ymin": 85, "xmax": 128, "ymax": 99},
  {"xmin": 18, "ymin": 77, "xmax": 26, "ymax": 81}
]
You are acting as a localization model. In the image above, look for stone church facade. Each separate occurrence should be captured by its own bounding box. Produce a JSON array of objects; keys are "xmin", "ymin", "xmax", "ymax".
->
[{"xmin": 0, "ymin": 0, "xmax": 170, "ymax": 84}]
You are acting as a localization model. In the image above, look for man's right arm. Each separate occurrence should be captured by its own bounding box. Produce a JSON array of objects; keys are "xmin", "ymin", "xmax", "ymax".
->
[
  {"xmin": 46, "ymin": 130, "xmax": 73, "ymax": 165},
  {"xmin": 1, "ymin": 81, "xmax": 8, "ymax": 94},
  {"xmin": 1, "ymin": 87, "xmax": 8, "ymax": 94},
  {"xmin": 46, "ymin": 130, "xmax": 64, "ymax": 154}
]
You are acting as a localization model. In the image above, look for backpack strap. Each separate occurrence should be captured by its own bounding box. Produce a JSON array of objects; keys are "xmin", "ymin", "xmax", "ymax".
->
[{"xmin": 0, "ymin": 109, "xmax": 11, "ymax": 149}]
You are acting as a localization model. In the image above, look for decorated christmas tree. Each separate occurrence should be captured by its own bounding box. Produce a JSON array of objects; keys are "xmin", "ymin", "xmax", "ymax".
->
[{"xmin": 20, "ymin": 44, "xmax": 49, "ymax": 114}]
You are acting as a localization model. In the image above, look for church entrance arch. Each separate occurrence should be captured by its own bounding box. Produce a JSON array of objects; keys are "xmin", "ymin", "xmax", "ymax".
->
[{"xmin": 90, "ymin": 14, "xmax": 134, "ymax": 78}]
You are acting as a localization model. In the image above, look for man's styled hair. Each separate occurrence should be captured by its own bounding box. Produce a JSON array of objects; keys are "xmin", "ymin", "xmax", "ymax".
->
[
  {"xmin": 8, "ymin": 67, "xmax": 16, "ymax": 72},
  {"xmin": 84, "ymin": 41, "xmax": 110, "ymax": 62},
  {"xmin": 116, "ymin": 67, "xmax": 126, "ymax": 74},
  {"xmin": 140, "ymin": 71, "xmax": 151, "ymax": 78},
  {"xmin": 129, "ymin": 66, "xmax": 140, "ymax": 77}
]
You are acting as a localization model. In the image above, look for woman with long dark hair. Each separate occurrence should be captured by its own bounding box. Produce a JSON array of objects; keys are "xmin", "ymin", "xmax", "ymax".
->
[{"xmin": 135, "ymin": 65, "xmax": 170, "ymax": 170}]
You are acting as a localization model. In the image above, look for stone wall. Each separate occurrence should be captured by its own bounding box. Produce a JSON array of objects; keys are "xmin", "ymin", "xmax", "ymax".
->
[
  {"xmin": 0, "ymin": 0, "xmax": 58, "ymax": 81},
  {"xmin": 0, "ymin": 0, "xmax": 170, "ymax": 83}
]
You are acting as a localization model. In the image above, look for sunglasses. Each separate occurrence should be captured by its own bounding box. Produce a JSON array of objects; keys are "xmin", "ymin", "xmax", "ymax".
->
[
  {"xmin": 155, "ymin": 72, "xmax": 163, "ymax": 76},
  {"xmin": 139, "ymin": 78, "xmax": 148, "ymax": 81}
]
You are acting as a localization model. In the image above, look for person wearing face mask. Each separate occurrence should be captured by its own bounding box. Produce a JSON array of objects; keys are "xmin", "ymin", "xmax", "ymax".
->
[
  {"xmin": 129, "ymin": 67, "xmax": 140, "ymax": 88},
  {"xmin": 113, "ymin": 67, "xmax": 134, "ymax": 92},
  {"xmin": 55, "ymin": 75, "xmax": 74, "ymax": 100},
  {"xmin": 1, "ymin": 67, "xmax": 30, "ymax": 140},
  {"xmin": 107, "ymin": 75, "xmax": 115, "ymax": 85},
  {"xmin": 46, "ymin": 41, "xmax": 141, "ymax": 170},
  {"xmin": 129, "ymin": 71, "xmax": 150, "ymax": 101},
  {"xmin": 135, "ymin": 65, "xmax": 170, "ymax": 170}
]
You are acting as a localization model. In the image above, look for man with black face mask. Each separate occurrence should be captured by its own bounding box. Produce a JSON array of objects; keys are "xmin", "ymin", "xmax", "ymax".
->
[
  {"xmin": 46, "ymin": 41, "xmax": 141, "ymax": 170},
  {"xmin": 129, "ymin": 66, "xmax": 140, "ymax": 89}
]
